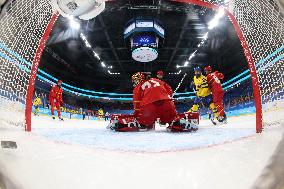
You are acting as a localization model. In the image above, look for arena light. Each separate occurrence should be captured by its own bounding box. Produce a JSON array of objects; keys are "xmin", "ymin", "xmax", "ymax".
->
[
  {"xmin": 216, "ymin": 8, "xmax": 225, "ymax": 19},
  {"xmin": 198, "ymin": 40, "xmax": 206, "ymax": 47},
  {"xmin": 101, "ymin": 62, "xmax": 106, "ymax": 67},
  {"xmin": 93, "ymin": 51, "xmax": 100, "ymax": 60},
  {"xmin": 176, "ymin": 65, "xmax": 181, "ymax": 68},
  {"xmin": 108, "ymin": 70, "xmax": 120, "ymax": 75},
  {"xmin": 79, "ymin": 33, "xmax": 102, "ymax": 61},
  {"xmin": 188, "ymin": 50, "xmax": 197, "ymax": 60},
  {"xmin": 68, "ymin": 16, "xmax": 80, "ymax": 30},
  {"xmin": 80, "ymin": 33, "xmax": 91, "ymax": 48},
  {"xmin": 202, "ymin": 32, "xmax": 208, "ymax": 40},
  {"xmin": 184, "ymin": 61, "xmax": 189, "ymax": 66},
  {"xmin": 79, "ymin": 32, "xmax": 116, "ymax": 73},
  {"xmin": 208, "ymin": 19, "xmax": 219, "ymax": 30},
  {"xmin": 208, "ymin": 8, "xmax": 225, "ymax": 30},
  {"xmin": 169, "ymin": 70, "xmax": 182, "ymax": 75}
]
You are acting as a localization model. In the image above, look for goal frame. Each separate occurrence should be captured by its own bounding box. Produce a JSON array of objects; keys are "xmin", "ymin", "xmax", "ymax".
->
[{"xmin": 24, "ymin": 0, "xmax": 263, "ymax": 133}]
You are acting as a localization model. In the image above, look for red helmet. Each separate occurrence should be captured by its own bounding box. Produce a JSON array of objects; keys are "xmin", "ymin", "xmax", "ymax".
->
[
  {"xmin": 157, "ymin": 70, "xmax": 164, "ymax": 77},
  {"xmin": 132, "ymin": 72, "xmax": 145, "ymax": 86},
  {"xmin": 204, "ymin": 66, "xmax": 212, "ymax": 73},
  {"xmin": 57, "ymin": 80, "xmax": 62, "ymax": 84}
]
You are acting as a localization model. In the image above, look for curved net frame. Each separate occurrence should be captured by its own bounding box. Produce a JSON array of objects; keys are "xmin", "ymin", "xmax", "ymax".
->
[
  {"xmin": 0, "ymin": 0, "xmax": 53, "ymax": 127},
  {"xmin": 0, "ymin": 0, "xmax": 283, "ymax": 130}
]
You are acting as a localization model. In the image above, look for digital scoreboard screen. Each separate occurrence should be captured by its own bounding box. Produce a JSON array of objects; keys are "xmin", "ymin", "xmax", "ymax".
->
[{"xmin": 132, "ymin": 36, "xmax": 157, "ymax": 47}]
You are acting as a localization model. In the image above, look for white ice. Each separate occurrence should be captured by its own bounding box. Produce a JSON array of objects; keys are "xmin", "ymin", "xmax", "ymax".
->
[{"xmin": 0, "ymin": 113, "xmax": 283, "ymax": 189}]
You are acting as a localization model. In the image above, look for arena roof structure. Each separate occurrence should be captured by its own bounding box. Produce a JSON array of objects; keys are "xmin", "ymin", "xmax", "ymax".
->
[{"xmin": 40, "ymin": 0, "xmax": 248, "ymax": 93}]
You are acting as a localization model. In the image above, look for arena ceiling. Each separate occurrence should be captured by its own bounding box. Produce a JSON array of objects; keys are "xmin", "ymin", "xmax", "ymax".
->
[{"xmin": 40, "ymin": 0, "xmax": 248, "ymax": 93}]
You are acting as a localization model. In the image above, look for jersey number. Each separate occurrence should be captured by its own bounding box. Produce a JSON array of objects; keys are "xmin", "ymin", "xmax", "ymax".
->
[
  {"xmin": 141, "ymin": 79, "xmax": 161, "ymax": 90},
  {"xmin": 213, "ymin": 75, "xmax": 220, "ymax": 84}
]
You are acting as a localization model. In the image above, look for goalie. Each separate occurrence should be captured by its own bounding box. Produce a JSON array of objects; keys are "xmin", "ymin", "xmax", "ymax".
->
[{"xmin": 108, "ymin": 72, "xmax": 199, "ymax": 132}]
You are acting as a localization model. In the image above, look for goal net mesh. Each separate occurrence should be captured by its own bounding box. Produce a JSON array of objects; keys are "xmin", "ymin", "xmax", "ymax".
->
[
  {"xmin": 0, "ymin": 0, "xmax": 53, "ymax": 126},
  {"xmin": 0, "ymin": 0, "xmax": 283, "ymax": 129}
]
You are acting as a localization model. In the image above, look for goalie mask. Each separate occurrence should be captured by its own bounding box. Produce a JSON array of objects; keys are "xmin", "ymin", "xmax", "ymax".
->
[{"xmin": 132, "ymin": 72, "xmax": 145, "ymax": 86}]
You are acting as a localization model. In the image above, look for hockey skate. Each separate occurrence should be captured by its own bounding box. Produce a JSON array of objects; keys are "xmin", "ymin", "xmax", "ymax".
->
[
  {"xmin": 52, "ymin": 115, "xmax": 56, "ymax": 120},
  {"xmin": 59, "ymin": 116, "xmax": 64, "ymax": 121},
  {"xmin": 208, "ymin": 112, "xmax": 217, "ymax": 125},
  {"xmin": 166, "ymin": 112, "xmax": 199, "ymax": 132},
  {"xmin": 107, "ymin": 114, "xmax": 149, "ymax": 132},
  {"xmin": 217, "ymin": 114, "xmax": 227, "ymax": 124}
]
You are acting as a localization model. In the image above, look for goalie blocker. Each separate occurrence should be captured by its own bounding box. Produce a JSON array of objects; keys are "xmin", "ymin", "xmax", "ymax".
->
[{"xmin": 107, "ymin": 112, "xmax": 199, "ymax": 132}]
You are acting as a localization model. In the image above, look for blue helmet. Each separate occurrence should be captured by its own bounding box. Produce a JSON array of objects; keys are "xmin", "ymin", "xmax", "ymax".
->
[{"xmin": 194, "ymin": 67, "xmax": 202, "ymax": 72}]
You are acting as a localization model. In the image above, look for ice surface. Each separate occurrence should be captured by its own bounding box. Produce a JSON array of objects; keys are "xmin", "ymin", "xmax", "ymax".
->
[
  {"xmin": 0, "ymin": 113, "xmax": 283, "ymax": 189},
  {"xmin": 31, "ymin": 116, "xmax": 256, "ymax": 152}
]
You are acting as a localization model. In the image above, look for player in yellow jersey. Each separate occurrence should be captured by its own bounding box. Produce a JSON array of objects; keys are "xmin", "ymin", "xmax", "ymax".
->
[
  {"xmin": 97, "ymin": 108, "xmax": 104, "ymax": 120},
  {"xmin": 33, "ymin": 96, "xmax": 42, "ymax": 116},
  {"xmin": 188, "ymin": 67, "xmax": 219, "ymax": 124}
]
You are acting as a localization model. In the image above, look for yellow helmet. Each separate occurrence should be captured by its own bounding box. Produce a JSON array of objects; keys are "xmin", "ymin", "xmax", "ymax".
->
[{"xmin": 132, "ymin": 72, "xmax": 145, "ymax": 86}]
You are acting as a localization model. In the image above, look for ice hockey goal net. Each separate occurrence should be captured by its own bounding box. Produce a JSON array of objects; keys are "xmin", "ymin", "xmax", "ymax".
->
[{"xmin": 0, "ymin": 0, "xmax": 283, "ymax": 132}]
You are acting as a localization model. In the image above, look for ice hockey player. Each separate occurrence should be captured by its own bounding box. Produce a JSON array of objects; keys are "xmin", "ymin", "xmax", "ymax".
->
[
  {"xmin": 49, "ymin": 80, "xmax": 64, "ymax": 120},
  {"xmin": 109, "ymin": 72, "xmax": 198, "ymax": 132},
  {"xmin": 33, "ymin": 96, "xmax": 42, "ymax": 116},
  {"xmin": 156, "ymin": 70, "xmax": 164, "ymax": 80},
  {"xmin": 188, "ymin": 67, "xmax": 219, "ymax": 124},
  {"xmin": 133, "ymin": 72, "xmax": 180, "ymax": 131},
  {"xmin": 98, "ymin": 108, "xmax": 104, "ymax": 120},
  {"xmin": 204, "ymin": 66, "xmax": 227, "ymax": 123}
]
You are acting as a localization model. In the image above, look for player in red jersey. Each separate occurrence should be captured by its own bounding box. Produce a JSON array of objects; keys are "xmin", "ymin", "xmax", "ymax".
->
[
  {"xmin": 49, "ymin": 80, "xmax": 64, "ymax": 120},
  {"xmin": 132, "ymin": 72, "xmax": 179, "ymax": 129},
  {"xmin": 204, "ymin": 66, "xmax": 227, "ymax": 123},
  {"xmin": 156, "ymin": 70, "xmax": 164, "ymax": 80},
  {"xmin": 107, "ymin": 72, "xmax": 199, "ymax": 132}
]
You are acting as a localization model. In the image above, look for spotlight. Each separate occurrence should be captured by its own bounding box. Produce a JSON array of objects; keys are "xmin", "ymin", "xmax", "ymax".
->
[{"xmin": 68, "ymin": 16, "xmax": 80, "ymax": 30}]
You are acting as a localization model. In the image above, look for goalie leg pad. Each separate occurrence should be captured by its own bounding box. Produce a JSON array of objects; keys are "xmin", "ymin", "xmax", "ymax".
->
[
  {"xmin": 167, "ymin": 112, "xmax": 199, "ymax": 132},
  {"xmin": 107, "ymin": 114, "xmax": 147, "ymax": 132}
]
